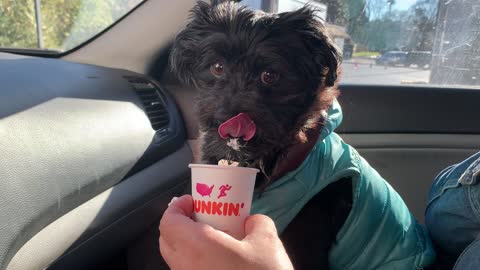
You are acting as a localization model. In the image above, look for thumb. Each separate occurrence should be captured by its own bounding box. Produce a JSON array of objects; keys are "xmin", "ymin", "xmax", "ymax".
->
[
  {"xmin": 243, "ymin": 215, "xmax": 294, "ymax": 270},
  {"xmin": 164, "ymin": 194, "xmax": 194, "ymax": 217},
  {"xmin": 244, "ymin": 214, "xmax": 278, "ymax": 238}
]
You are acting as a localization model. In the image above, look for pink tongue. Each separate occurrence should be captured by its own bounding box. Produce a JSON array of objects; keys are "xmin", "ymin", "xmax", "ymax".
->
[{"xmin": 218, "ymin": 113, "xmax": 256, "ymax": 141}]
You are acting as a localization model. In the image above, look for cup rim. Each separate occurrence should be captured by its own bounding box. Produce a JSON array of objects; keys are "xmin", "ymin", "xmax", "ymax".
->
[{"xmin": 189, "ymin": 163, "xmax": 260, "ymax": 173}]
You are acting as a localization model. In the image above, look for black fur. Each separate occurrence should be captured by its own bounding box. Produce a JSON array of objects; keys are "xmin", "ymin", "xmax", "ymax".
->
[
  {"xmin": 170, "ymin": 1, "xmax": 348, "ymax": 268},
  {"xmin": 210, "ymin": 0, "xmax": 241, "ymax": 6},
  {"xmin": 170, "ymin": 1, "xmax": 341, "ymax": 186}
]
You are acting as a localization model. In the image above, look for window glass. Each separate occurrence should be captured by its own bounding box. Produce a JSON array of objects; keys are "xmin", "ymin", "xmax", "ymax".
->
[
  {"xmin": 245, "ymin": 0, "xmax": 480, "ymax": 87},
  {"xmin": 0, "ymin": 0, "xmax": 143, "ymax": 52}
]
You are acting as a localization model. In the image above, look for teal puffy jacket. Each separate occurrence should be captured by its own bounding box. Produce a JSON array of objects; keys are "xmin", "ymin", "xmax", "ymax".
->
[{"xmin": 251, "ymin": 100, "xmax": 435, "ymax": 270}]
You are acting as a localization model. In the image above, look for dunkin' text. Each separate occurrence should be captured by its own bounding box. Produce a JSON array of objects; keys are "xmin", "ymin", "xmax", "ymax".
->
[{"xmin": 193, "ymin": 199, "xmax": 245, "ymax": 216}]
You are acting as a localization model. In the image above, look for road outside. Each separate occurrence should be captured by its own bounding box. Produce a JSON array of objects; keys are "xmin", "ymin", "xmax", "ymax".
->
[{"xmin": 340, "ymin": 58, "xmax": 431, "ymax": 85}]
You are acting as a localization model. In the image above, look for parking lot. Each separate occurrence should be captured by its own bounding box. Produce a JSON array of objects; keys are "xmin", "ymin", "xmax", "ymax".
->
[{"xmin": 340, "ymin": 59, "xmax": 431, "ymax": 85}]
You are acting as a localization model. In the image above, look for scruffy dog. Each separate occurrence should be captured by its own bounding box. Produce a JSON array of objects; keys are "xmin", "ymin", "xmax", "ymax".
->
[
  {"xmin": 169, "ymin": 1, "xmax": 434, "ymax": 269},
  {"xmin": 170, "ymin": 0, "xmax": 346, "ymax": 267},
  {"xmin": 171, "ymin": 0, "xmax": 340, "ymax": 184}
]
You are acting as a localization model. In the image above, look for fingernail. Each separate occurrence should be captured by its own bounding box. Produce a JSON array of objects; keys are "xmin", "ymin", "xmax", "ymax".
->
[{"xmin": 168, "ymin": 196, "xmax": 179, "ymax": 207}]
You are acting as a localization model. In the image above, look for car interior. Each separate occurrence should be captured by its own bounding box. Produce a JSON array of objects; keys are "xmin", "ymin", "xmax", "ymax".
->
[{"xmin": 1, "ymin": 0, "xmax": 479, "ymax": 269}]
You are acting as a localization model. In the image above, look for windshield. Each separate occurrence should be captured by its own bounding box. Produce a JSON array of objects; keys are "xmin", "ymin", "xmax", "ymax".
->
[
  {"xmin": 244, "ymin": 0, "xmax": 480, "ymax": 88},
  {"xmin": 0, "ymin": 0, "xmax": 144, "ymax": 53}
]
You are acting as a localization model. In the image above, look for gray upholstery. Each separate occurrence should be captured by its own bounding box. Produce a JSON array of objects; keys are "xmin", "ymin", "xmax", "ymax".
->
[
  {"xmin": 7, "ymin": 145, "xmax": 191, "ymax": 270},
  {"xmin": 0, "ymin": 53, "xmax": 184, "ymax": 270}
]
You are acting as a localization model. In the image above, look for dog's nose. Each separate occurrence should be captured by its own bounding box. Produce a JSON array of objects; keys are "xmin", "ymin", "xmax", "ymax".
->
[{"xmin": 213, "ymin": 109, "xmax": 232, "ymax": 125}]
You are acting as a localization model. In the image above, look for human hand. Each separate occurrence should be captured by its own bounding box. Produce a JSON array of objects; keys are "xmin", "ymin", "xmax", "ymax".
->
[{"xmin": 159, "ymin": 195, "xmax": 293, "ymax": 270}]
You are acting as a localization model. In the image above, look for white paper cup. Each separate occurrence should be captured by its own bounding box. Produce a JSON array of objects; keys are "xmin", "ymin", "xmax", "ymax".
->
[{"xmin": 189, "ymin": 164, "xmax": 259, "ymax": 239}]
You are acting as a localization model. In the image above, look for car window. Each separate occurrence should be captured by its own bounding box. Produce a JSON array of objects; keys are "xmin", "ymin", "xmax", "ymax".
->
[
  {"xmin": 0, "ymin": 0, "xmax": 144, "ymax": 53},
  {"xmin": 244, "ymin": 0, "xmax": 480, "ymax": 88}
]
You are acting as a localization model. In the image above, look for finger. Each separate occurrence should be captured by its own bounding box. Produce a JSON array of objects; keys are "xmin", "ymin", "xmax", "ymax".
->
[
  {"xmin": 159, "ymin": 236, "xmax": 176, "ymax": 268},
  {"xmin": 243, "ymin": 215, "xmax": 293, "ymax": 269},
  {"xmin": 168, "ymin": 196, "xmax": 178, "ymax": 207},
  {"xmin": 164, "ymin": 194, "xmax": 194, "ymax": 217},
  {"xmin": 159, "ymin": 195, "xmax": 201, "ymax": 251},
  {"xmin": 243, "ymin": 214, "xmax": 278, "ymax": 239},
  {"xmin": 159, "ymin": 194, "xmax": 195, "ymax": 234}
]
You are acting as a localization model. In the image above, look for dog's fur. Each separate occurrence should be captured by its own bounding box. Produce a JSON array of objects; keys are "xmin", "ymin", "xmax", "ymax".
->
[
  {"xmin": 170, "ymin": 0, "xmax": 341, "ymax": 187},
  {"xmin": 170, "ymin": 1, "xmax": 350, "ymax": 268}
]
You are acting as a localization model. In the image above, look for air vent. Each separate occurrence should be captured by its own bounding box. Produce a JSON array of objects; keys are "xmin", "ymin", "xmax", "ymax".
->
[{"xmin": 124, "ymin": 76, "xmax": 170, "ymax": 131}]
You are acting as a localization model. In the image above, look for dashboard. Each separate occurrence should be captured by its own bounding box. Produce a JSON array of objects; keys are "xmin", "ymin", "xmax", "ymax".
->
[{"xmin": 0, "ymin": 52, "xmax": 189, "ymax": 270}]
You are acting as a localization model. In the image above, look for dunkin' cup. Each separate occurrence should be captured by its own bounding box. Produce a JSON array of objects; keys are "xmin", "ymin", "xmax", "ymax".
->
[{"xmin": 189, "ymin": 164, "xmax": 259, "ymax": 239}]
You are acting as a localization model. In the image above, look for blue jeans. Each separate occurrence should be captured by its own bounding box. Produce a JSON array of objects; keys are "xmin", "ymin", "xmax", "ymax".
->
[{"xmin": 425, "ymin": 152, "xmax": 480, "ymax": 269}]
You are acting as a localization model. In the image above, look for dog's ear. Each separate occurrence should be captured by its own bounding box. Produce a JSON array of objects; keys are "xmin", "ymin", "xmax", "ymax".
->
[
  {"xmin": 169, "ymin": 1, "xmax": 213, "ymax": 85},
  {"xmin": 276, "ymin": 6, "xmax": 342, "ymax": 86},
  {"xmin": 169, "ymin": 29, "xmax": 196, "ymax": 85},
  {"xmin": 170, "ymin": 0, "xmax": 246, "ymax": 85}
]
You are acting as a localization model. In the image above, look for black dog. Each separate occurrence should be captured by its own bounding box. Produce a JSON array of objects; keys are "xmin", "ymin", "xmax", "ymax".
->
[
  {"xmin": 171, "ymin": 0, "xmax": 340, "ymax": 183},
  {"xmin": 170, "ymin": 1, "xmax": 351, "ymax": 268}
]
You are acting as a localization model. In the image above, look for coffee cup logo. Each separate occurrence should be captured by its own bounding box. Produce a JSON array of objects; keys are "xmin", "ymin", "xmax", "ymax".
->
[
  {"xmin": 218, "ymin": 184, "xmax": 232, "ymax": 199},
  {"xmin": 196, "ymin": 182, "xmax": 233, "ymax": 199},
  {"xmin": 194, "ymin": 181, "xmax": 245, "ymax": 216},
  {"xmin": 196, "ymin": 183, "xmax": 214, "ymax": 197}
]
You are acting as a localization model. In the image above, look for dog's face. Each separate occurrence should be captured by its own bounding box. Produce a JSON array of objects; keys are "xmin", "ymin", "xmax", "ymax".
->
[{"xmin": 171, "ymin": 1, "xmax": 340, "ymax": 167}]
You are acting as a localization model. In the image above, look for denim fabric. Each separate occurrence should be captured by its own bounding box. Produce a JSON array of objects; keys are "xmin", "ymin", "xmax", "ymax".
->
[
  {"xmin": 453, "ymin": 238, "xmax": 480, "ymax": 270},
  {"xmin": 425, "ymin": 152, "xmax": 480, "ymax": 268}
]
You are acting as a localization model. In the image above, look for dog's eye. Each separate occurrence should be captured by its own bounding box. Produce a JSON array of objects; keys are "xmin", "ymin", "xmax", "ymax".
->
[
  {"xmin": 210, "ymin": 61, "xmax": 225, "ymax": 78},
  {"xmin": 260, "ymin": 71, "xmax": 280, "ymax": 85}
]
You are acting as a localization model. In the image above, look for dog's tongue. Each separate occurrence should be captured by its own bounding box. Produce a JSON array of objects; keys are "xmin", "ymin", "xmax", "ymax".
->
[{"xmin": 218, "ymin": 113, "xmax": 256, "ymax": 141}]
